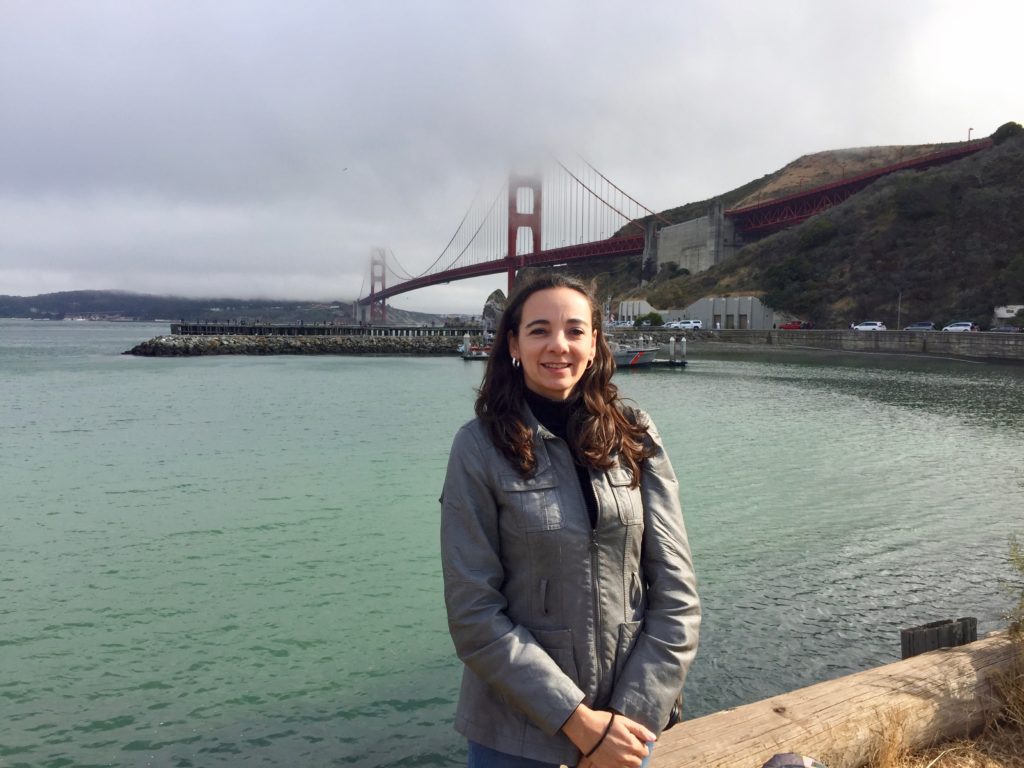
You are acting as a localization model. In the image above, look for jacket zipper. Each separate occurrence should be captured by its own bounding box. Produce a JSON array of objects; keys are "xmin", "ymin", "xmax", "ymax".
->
[{"xmin": 591, "ymin": 501, "xmax": 604, "ymax": 690}]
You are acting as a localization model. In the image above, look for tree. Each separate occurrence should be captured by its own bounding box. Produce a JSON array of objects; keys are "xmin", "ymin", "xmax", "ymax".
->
[{"xmin": 634, "ymin": 311, "xmax": 664, "ymax": 327}]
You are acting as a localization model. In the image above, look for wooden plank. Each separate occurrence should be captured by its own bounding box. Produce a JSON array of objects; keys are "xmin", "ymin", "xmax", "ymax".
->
[{"xmin": 656, "ymin": 632, "xmax": 1015, "ymax": 768}]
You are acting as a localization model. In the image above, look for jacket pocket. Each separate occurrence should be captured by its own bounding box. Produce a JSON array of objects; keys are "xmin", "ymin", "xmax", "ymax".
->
[
  {"xmin": 629, "ymin": 570, "xmax": 645, "ymax": 615},
  {"xmin": 500, "ymin": 472, "xmax": 563, "ymax": 532},
  {"xmin": 607, "ymin": 466, "xmax": 642, "ymax": 525},
  {"xmin": 613, "ymin": 620, "xmax": 643, "ymax": 682},
  {"xmin": 530, "ymin": 627, "xmax": 578, "ymax": 683}
]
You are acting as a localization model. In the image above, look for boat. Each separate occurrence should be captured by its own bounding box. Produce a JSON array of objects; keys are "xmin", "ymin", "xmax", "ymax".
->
[
  {"xmin": 608, "ymin": 339, "xmax": 660, "ymax": 367},
  {"xmin": 460, "ymin": 343, "xmax": 491, "ymax": 360}
]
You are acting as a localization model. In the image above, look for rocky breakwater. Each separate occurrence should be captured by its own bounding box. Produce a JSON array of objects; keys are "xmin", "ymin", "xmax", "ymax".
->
[{"xmin": 125, "ymin": 334, "xmax": 460, "ymax": 356}]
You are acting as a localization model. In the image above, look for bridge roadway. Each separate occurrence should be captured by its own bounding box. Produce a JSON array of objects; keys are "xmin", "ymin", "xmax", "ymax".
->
[{"xmin": 361, "ymin": 233, "xmax": 645, "ymax": 305}]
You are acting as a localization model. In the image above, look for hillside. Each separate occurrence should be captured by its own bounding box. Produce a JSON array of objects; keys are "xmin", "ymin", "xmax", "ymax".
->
[
  {"xmin": 587, "ymin": 141, "xmax": 976, "ymax": 303},
  {"xmin": 0, "ymin": 291, "xmax": 447, "ymax": 326},
  {"xmin": 643, "ymin": 124, "xmax": 1024, "ymax": 328}
]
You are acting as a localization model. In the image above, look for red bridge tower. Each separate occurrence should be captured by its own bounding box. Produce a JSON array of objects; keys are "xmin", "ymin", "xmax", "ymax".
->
[
  {"xmin": 506, "ymin": 174, "xmax": 543, "ymax": 294},
  {"xmin": 368, "ymin": 247, "xmax": 387, "ymax": 324}
]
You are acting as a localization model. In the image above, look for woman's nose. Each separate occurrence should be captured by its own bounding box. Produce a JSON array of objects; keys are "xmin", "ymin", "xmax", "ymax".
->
[{"xmin": 547, "ymin": 331, "xmax": 570, "ymax": 351}]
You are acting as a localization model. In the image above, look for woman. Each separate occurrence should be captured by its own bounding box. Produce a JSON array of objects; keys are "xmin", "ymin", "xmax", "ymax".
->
[{"xmin": 440, "ymin": 274, "xmax": 700, "ymax": 767}]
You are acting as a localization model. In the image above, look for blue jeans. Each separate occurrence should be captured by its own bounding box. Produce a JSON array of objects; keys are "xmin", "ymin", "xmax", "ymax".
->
[{"xmin": 467, "ymin": 740, "xmax": 654, "ymax": 768}]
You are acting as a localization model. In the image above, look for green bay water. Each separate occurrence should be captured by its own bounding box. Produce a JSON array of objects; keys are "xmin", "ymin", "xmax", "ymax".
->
[{"xmin": 2, "ymin": 319, "xmax": 1023, "ymax": 767}]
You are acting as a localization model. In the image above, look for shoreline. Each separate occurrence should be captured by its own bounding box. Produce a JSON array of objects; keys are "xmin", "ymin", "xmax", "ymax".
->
[{"xmin": 125, "ymin": 332, "xmax": 1024, "ymax": 366}]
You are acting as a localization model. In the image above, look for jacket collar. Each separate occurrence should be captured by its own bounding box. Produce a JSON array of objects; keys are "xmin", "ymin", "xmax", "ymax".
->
[{"xmin": 517, "ymin": 401, "xmax": 557, "ymax": 474}]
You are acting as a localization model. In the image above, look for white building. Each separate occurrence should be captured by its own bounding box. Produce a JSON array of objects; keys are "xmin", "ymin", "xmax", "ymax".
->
[
  {"xmin": 616, "ymin": 295, "xmax": 777, "ymax": 330},
  {"xmin": 615, "ymin": 299, "xmax": 655, "ymax": 323},
  {"xmin": 681, "ymin": 296, "xmax": 776, "ymax": 330}
]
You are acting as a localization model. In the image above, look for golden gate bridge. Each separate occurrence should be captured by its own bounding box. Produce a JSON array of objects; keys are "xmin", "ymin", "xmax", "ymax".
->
[{"xmin": 358, "ymin": 157, "xmax": 670, "ymax": 322}]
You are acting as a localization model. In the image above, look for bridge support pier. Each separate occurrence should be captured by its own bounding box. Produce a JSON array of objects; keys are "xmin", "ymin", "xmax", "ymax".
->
[{"xmin": 507, "ymin": 174, "xmax": 543, "ymax": 295}]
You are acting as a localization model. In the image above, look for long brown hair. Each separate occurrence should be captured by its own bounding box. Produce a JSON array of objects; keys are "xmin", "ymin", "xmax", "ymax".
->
[{"xmin": 475, "ymin": 273, "xmax": 651, "ymax": 487}]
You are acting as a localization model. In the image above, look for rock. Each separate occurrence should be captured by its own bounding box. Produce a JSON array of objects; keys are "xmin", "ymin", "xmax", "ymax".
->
[{"xmin": 482, "ymin": 290, "xmax": 506, "ymax": 330}]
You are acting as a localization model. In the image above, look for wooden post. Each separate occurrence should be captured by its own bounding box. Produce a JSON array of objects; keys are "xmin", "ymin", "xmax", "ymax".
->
[
  {"xmin": 901, "ymin": 617, "xmax": 978, "ymax": 660},
  {"xmin": 656, "ymin": 631, "xmax": 1014, "ymax": 768}
]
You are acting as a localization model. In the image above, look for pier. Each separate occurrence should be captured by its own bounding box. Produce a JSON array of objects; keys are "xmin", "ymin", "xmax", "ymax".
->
[
  {"xmin": 170, "ymin": 322, "xmax": 476, "ymax": 338},
  {"xmin": 710, "ymin": 328, "xmax": 1024, "ymax": 363}
]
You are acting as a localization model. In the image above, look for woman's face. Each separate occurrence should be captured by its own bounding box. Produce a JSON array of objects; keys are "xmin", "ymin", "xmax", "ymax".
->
[{"xmin": 508, "ymin": 286, "xmax": 597, "ymax": 401}]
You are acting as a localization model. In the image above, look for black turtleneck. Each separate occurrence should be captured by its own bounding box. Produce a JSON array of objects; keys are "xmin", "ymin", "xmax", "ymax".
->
[{"xmin": 523, "ymin": 389, "xmax": 599, "ymax": 527}]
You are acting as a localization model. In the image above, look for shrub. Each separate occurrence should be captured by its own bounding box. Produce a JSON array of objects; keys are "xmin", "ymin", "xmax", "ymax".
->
[
  {"xmin": 992, "ymin": 121, "xmax": 1024, "ymax": 145},
  {"xmin": 634, "ymin": 311, "xmax": 664, "ymax": 327},
  {"xmin": 798, "ymin": 217, "xmax": 837, "ymax": 250}
]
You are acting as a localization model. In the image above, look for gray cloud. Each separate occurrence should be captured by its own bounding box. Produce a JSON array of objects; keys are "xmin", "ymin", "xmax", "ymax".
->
[{"xmin": 1, "ymin": 0, "xmax": 1021, "ymax": 313}]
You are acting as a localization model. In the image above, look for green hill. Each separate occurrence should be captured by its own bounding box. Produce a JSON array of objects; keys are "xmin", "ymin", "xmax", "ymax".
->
[
  {"xmin": 0, "ymin": 290, "xmax": 448, "ymax": 326},
  {"xmin": 641, "ymin": 123, "xmax": 1024, "ymax": 328}
]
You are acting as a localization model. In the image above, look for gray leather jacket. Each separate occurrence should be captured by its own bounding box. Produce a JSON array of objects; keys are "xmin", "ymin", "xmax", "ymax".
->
[{"xmin": 440, "ymin": 406, "xmax": 700, "ymax": 764}]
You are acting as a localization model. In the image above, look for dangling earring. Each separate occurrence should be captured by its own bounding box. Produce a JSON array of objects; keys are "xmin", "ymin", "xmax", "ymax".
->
[{"xmin": 512, "ymin": 357, "xmax": 521, "ymax": 368}]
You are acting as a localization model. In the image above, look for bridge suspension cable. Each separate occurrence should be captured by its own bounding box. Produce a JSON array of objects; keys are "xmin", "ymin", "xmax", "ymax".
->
[
  {"xmin": 575, "ymin": 155, "xmax": 672, "ymax": 226},
  {"xmin": 538, "ymin": 156, "xmax": 665, "ymax": 254},
  {"xmin": 422, "ymin": 186, "xmax": 506, "ymax": 276},
  {"xmin": 383, "ymin": 248, "xmax": 416, "ymax": 281}
]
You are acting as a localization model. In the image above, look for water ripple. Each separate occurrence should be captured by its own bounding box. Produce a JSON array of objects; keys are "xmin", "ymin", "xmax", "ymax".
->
[{"xmin": 2, "ymin": 326, "xmax": 1022, "ymax": 765}]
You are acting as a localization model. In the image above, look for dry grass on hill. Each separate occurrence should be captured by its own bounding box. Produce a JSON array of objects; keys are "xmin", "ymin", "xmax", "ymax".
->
[
  {"xmin": 730, "ymin": 143, "xmax": 953, "ymax": 208},
  {"xmin": 873, "ymin": 727, "xmax": 1024, "ymax": 768}
]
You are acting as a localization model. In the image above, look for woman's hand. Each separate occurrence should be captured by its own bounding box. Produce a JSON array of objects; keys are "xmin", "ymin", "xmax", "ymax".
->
[{"xmin": 562, "ymin": 704, "xmax": 654, "ymax": 768}]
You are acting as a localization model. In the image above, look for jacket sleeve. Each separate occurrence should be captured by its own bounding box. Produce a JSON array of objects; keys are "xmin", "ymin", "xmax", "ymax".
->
[
  {"xmin": 440, "ymin": 424, "xmax": 586, "ymax": 736},
  {"xmin": 608, "ymin": 414, "xmax": 701, "ymax": 731}
]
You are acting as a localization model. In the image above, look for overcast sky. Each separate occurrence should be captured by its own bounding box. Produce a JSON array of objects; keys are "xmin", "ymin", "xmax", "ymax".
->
[{"xmin": 1, "ymin": 0, "xmax": 1021, "ymax": 314}]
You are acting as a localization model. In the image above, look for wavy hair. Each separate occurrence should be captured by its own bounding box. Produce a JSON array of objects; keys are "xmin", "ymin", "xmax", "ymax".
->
[{"xmin": 475, "ymin": 273, "xmax": 651, "ymax": 487}]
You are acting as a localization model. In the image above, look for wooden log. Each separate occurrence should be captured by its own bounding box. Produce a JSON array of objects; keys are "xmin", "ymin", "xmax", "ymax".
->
[{"xmin": 656, "ymin": 632, "xmax": 1016, "ymax": 768}]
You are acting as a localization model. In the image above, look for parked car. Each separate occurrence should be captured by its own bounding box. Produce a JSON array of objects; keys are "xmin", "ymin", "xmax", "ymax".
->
[
  {"xmin": 903, "ymin": 321, "xmax": 936, "ymax": 331},
  {"xmin": 941, "ymin": 321, "xmax": 979, "ymax": 332},
  {"xmin": 777, "ymin": 320, "xmax": 804, "ymax": 330},
  {"xmin": 988, "ymin": 325, "xmax": 1022, "ymax": 333},
  {"xmin": 852, "ymin": 321, "xmax": 887, "ymax": 331},
  {"xmin": 667, "ymin": 319, "xmax": 703, "ymax": 330}
]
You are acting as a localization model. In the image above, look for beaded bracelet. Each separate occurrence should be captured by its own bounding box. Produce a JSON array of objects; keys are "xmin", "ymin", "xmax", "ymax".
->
[{"xmin": 584, "ymin": 713, "xmax": 616, "ymax": 758}]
